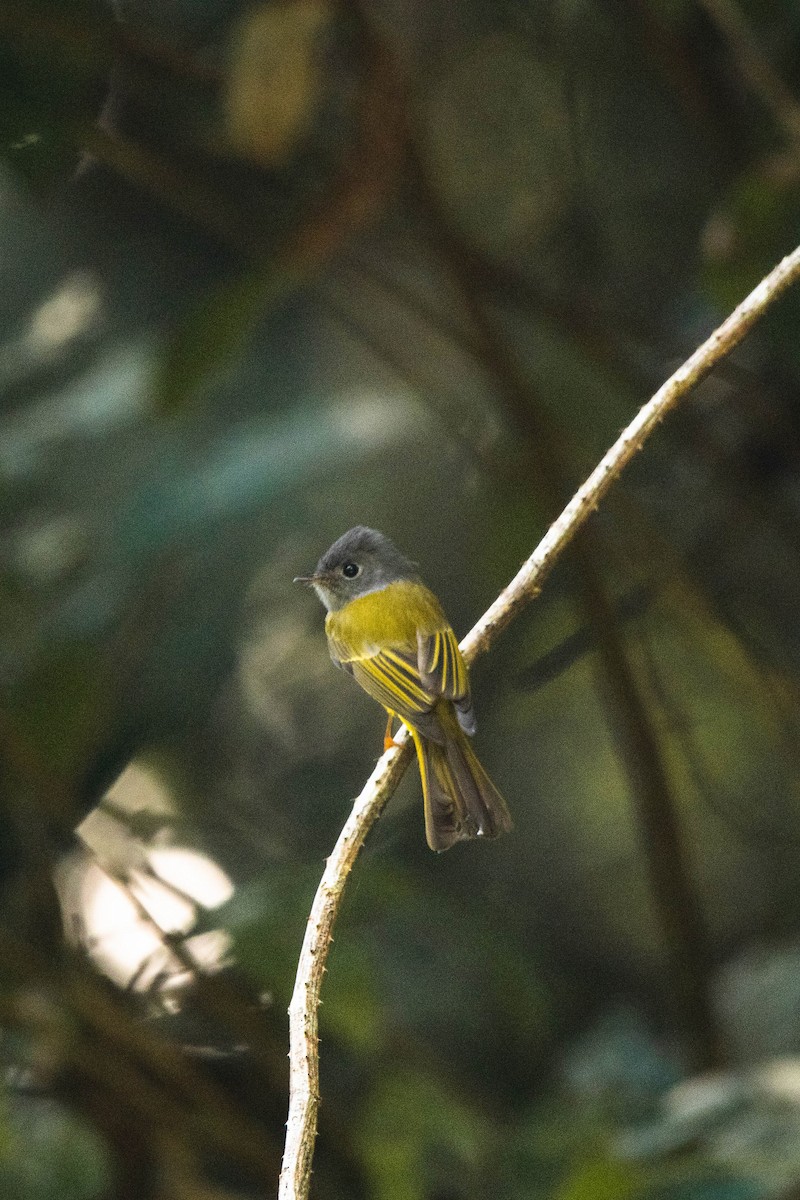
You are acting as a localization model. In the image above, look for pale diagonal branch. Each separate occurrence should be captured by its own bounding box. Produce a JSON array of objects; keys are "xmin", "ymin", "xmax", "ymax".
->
[{"xmin": 278, "ymin": 241, "xmax": 800, "ymax": 1200}]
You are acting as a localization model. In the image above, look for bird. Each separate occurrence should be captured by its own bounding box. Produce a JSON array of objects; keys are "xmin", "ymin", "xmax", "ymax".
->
[{"xmin": 295, "ymin": 526, "xmax": 512, "ymax": 851}]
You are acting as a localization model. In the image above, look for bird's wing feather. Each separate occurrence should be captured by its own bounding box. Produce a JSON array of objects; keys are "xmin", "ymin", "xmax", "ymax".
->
[
  {"xmin": 417, "ymin": 628, "xmax": 468, "ymax": 699},
  {"xmin": 418, "ymin": 628, "xmax": 475, "ymax": 735},
  {"xmin": 328, "ymin": 627, "xmax": 445, "ymax": 741},
  {"xmin": 351, "ymin": 649, "xmax": 443, "ymax": 736},
  {"xmin": 326, "ymin": 587, "xmax": 474, "ymax": 740}
]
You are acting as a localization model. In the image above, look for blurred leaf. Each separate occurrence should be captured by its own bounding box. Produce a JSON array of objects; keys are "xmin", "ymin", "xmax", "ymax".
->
[
  {"xmin": 419, "ymin": 33, "xmax": 573, "ymax": 264},
  {"xmin": 219, "ymin": 862, "xmax": 319, "ymax": 1000},
  {"xmin": 703, "ymin": 158, "xmax": 800, "ymax": 312},
  {"xmin": 0, "ymin": 1093, "xmax": 110, "ymax": 1200},
  {"xmin": 358, "ymin": 1066, "xmax": 485, "ymax": 1200},
  {"xmin": 496, "ymin": 1099, "xmax": 629, "ymax": 1200},
  {"xmin": 226, "ymin": 0, "xmax": 333, "ymax": 168},
  {"xmin": 4, "ymin": 645, "xmax": 115, "ymax": 803},
  {"xmin": 635, "ymin": 592, "xmax": 800, "ymax": 849},
  {"xmin": 502, "ymin": 312, "xmax": 638, "ymax": 463},
  {"xmin": 342, "ymin": 861, "xmax": 553, "ymax": 1072},
  {"xmin": 554, "ymin": 1154, "xmax": 641, "ymax": 1200},
  {"xmin": 717, "ymin": 944, "xmax": 800, "ymax": 1060},
  {"xmin": 223, "ymin": 865, "xmax": 387, "ymax": 1056},
  {"xmin": 643, "ymin": 1175, "xmax": 761, "ymax": 1200},
  {"xmin": 155, "ymin": 265, "xmax": 293, "ymax": 410},
  {"xmin": 563, "ymin": 1008, "xmax": 682, "ymax": 1120},
  {"xmin": 324, "ymin": 937, "xmax": 384, "ymax": 1056}
]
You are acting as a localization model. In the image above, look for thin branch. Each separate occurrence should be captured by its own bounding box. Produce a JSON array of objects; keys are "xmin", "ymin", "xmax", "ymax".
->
[
  {"xmin": 460, "ymin": 244, "xmax": 800, "ymax": 659},
  {"xmin": 411, "ymin": 173, "xmax": 724, "ymax": 1066},
  {"xmin": 278, "ymin": 240, "xmax": 800, "ymax": 1200}
]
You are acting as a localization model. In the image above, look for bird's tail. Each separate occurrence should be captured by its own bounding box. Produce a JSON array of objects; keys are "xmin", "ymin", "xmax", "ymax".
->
[{"xmin": 409, "ymin": 708, "xmax": 512, "ymax": 852}]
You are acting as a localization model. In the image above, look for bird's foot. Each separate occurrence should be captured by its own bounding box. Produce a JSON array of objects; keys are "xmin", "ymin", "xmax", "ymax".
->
[{"xmin": 383, "ymin": 714, "xmax": 401, "ymax": 752}]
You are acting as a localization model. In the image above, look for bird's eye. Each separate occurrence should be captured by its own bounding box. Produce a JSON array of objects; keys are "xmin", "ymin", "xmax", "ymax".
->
[{"xmin": 341, "ymin": 561, "xmax": 361, "ymax": 578}]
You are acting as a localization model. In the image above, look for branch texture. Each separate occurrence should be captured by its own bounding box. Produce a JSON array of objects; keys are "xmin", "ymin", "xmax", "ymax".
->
[{"xmin": 277, "ymin": 241, "xmax": 800, "ymax": 1200}]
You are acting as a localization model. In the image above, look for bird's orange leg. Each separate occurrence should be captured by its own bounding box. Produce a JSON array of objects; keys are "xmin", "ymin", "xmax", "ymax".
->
[{"xmin": 383, "ymin": 713, "xmax": 401, "ymax": 752}]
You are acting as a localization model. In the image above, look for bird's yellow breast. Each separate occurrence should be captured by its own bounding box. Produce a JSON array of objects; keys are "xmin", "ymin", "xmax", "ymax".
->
[{"xmin": 325, "ymin": 580, "xmax": 448, "ymax": 661}]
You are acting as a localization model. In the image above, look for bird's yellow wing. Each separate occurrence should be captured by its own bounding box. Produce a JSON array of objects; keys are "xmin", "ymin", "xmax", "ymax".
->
[
  {"xmin": 417, "ymin": 627, "xmax": 468, "ymax": 699},
  {"xmin": 418, "ymin": 627, "xmax": 475, "ymax": 735},
  {"xmin": 352, "ymin": 649, "xmax": 440, "ymax": 730},
  {"xmin": 327, "ymin": 624, "xmax": 440, "ymax": 738},
  {"xmin": 325, "ymin": 580, "xmax": 473, "ymax": 740}
]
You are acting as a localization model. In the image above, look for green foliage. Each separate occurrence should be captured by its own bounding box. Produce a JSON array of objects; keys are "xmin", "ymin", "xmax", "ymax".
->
[
  {"xmin": 357, "ymin": 1067, "xmax": 485, "ymax": 1200},
  {"xmin": 0, "ymin": 1092, "xmax": 110, "ymax": 1200},
  {"xmin": 219, "ymin": 863, "xmax": 322, "ymax": 1003},
  {"xmin": 555, "ymin": 1154, "xmax": 642, "ymax": 1200},
  {"xmin": 155, "ymin": 267, "xmax": 293, "ymax": 411},
  {"xmin": 491, "ymin": 1097, "xmax": 644, "ymax": 1200},
  {"xmin": 644, "ymin": 1180, "xmax": 761, "ymax": 1200},
  {"xmin": 5, "ymin": 646, "xmax": 113, "ymax": 783},
  {"xmin": 419, "ymin": 35, "xmax": 574, "ymax": 264},
  {"xmin": 703, "ymin": 158, "xmax": 800, "ymax": 374},
  {"xmin": 7, "ymin": 0, "xmax": 800, "ymax": 1197}
]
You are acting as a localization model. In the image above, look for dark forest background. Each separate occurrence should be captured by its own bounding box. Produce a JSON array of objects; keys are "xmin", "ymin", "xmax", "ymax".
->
[{"xmin": 5, "ymin": 1, "xmax": 800, "ymax": 1197}]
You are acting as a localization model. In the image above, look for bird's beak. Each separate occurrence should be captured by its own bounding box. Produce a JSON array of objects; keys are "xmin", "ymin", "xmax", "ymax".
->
[{"xmin": 293, "ymin": 574, "xmax": 322, "ymax": 586}]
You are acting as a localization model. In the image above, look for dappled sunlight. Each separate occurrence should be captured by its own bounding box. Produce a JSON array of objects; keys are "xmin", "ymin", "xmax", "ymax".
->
[
  {"xmin": 6, "ymin": 0, "xmax": 800, "ymax": 1195},
  {"xmin": 61, "ymin": 763, "xmax": 235, "ymax": 995},
  {"xmin": 59, "ymin": 848, "xmax": 234, "ymax": 996}
]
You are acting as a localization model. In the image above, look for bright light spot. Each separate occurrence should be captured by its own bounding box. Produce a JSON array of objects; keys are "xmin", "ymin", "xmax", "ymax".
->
[
  {"xmin": 184, "ymin": 930, "xmax": 234, "ymax": 971},
  {"xmin": 27, "ymin": 271, "xmax": 101, "ymax": 350},
  {"xmin": 758, "ymin": 1059, "xmax": 800, "ymax": 1103},
  {"xmin": 129, "ymin": 871, "xmax": 197, "ymax": 936},
  {"xmin": 331, "ymin": 392, "xmax": 417, "ymax": 446},
  {"xmin": 147, "ymin": 847, "xmax": 235, "ymax": 909},
  {"xmin": 69, "ymin": 848, "xmax": 234, "ymax": 994},
  {"xmin": 77, "ymin": 864, "xmax": 175, "ymax": 990},
  {"xmin": 66, "ymin": 762, "xmax": 236, "ymax": 995},
  {"xmin": 85, "ymin": 761, "xmax": 177, "ymax": 836},
  {"xmin": 10, "ymin": 133, "xmax": 41, "ymax": 150}
]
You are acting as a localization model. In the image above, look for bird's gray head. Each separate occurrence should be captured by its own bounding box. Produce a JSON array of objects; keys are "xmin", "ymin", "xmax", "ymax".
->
[{"xmin": 294, "ymin": 526, "xmax": 419, "ymax": 611}]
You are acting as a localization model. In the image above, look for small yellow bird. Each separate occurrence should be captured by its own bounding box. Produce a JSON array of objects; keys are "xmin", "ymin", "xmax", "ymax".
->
[{"xmin": 295, "ymin": 526, "xmax": 512, "ymax": 851}]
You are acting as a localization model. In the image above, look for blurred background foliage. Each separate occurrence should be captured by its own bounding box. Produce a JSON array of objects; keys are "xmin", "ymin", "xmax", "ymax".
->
[{"xmin": 5, "ymin": 0, "xmax": 800, "ymax": 1196}]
